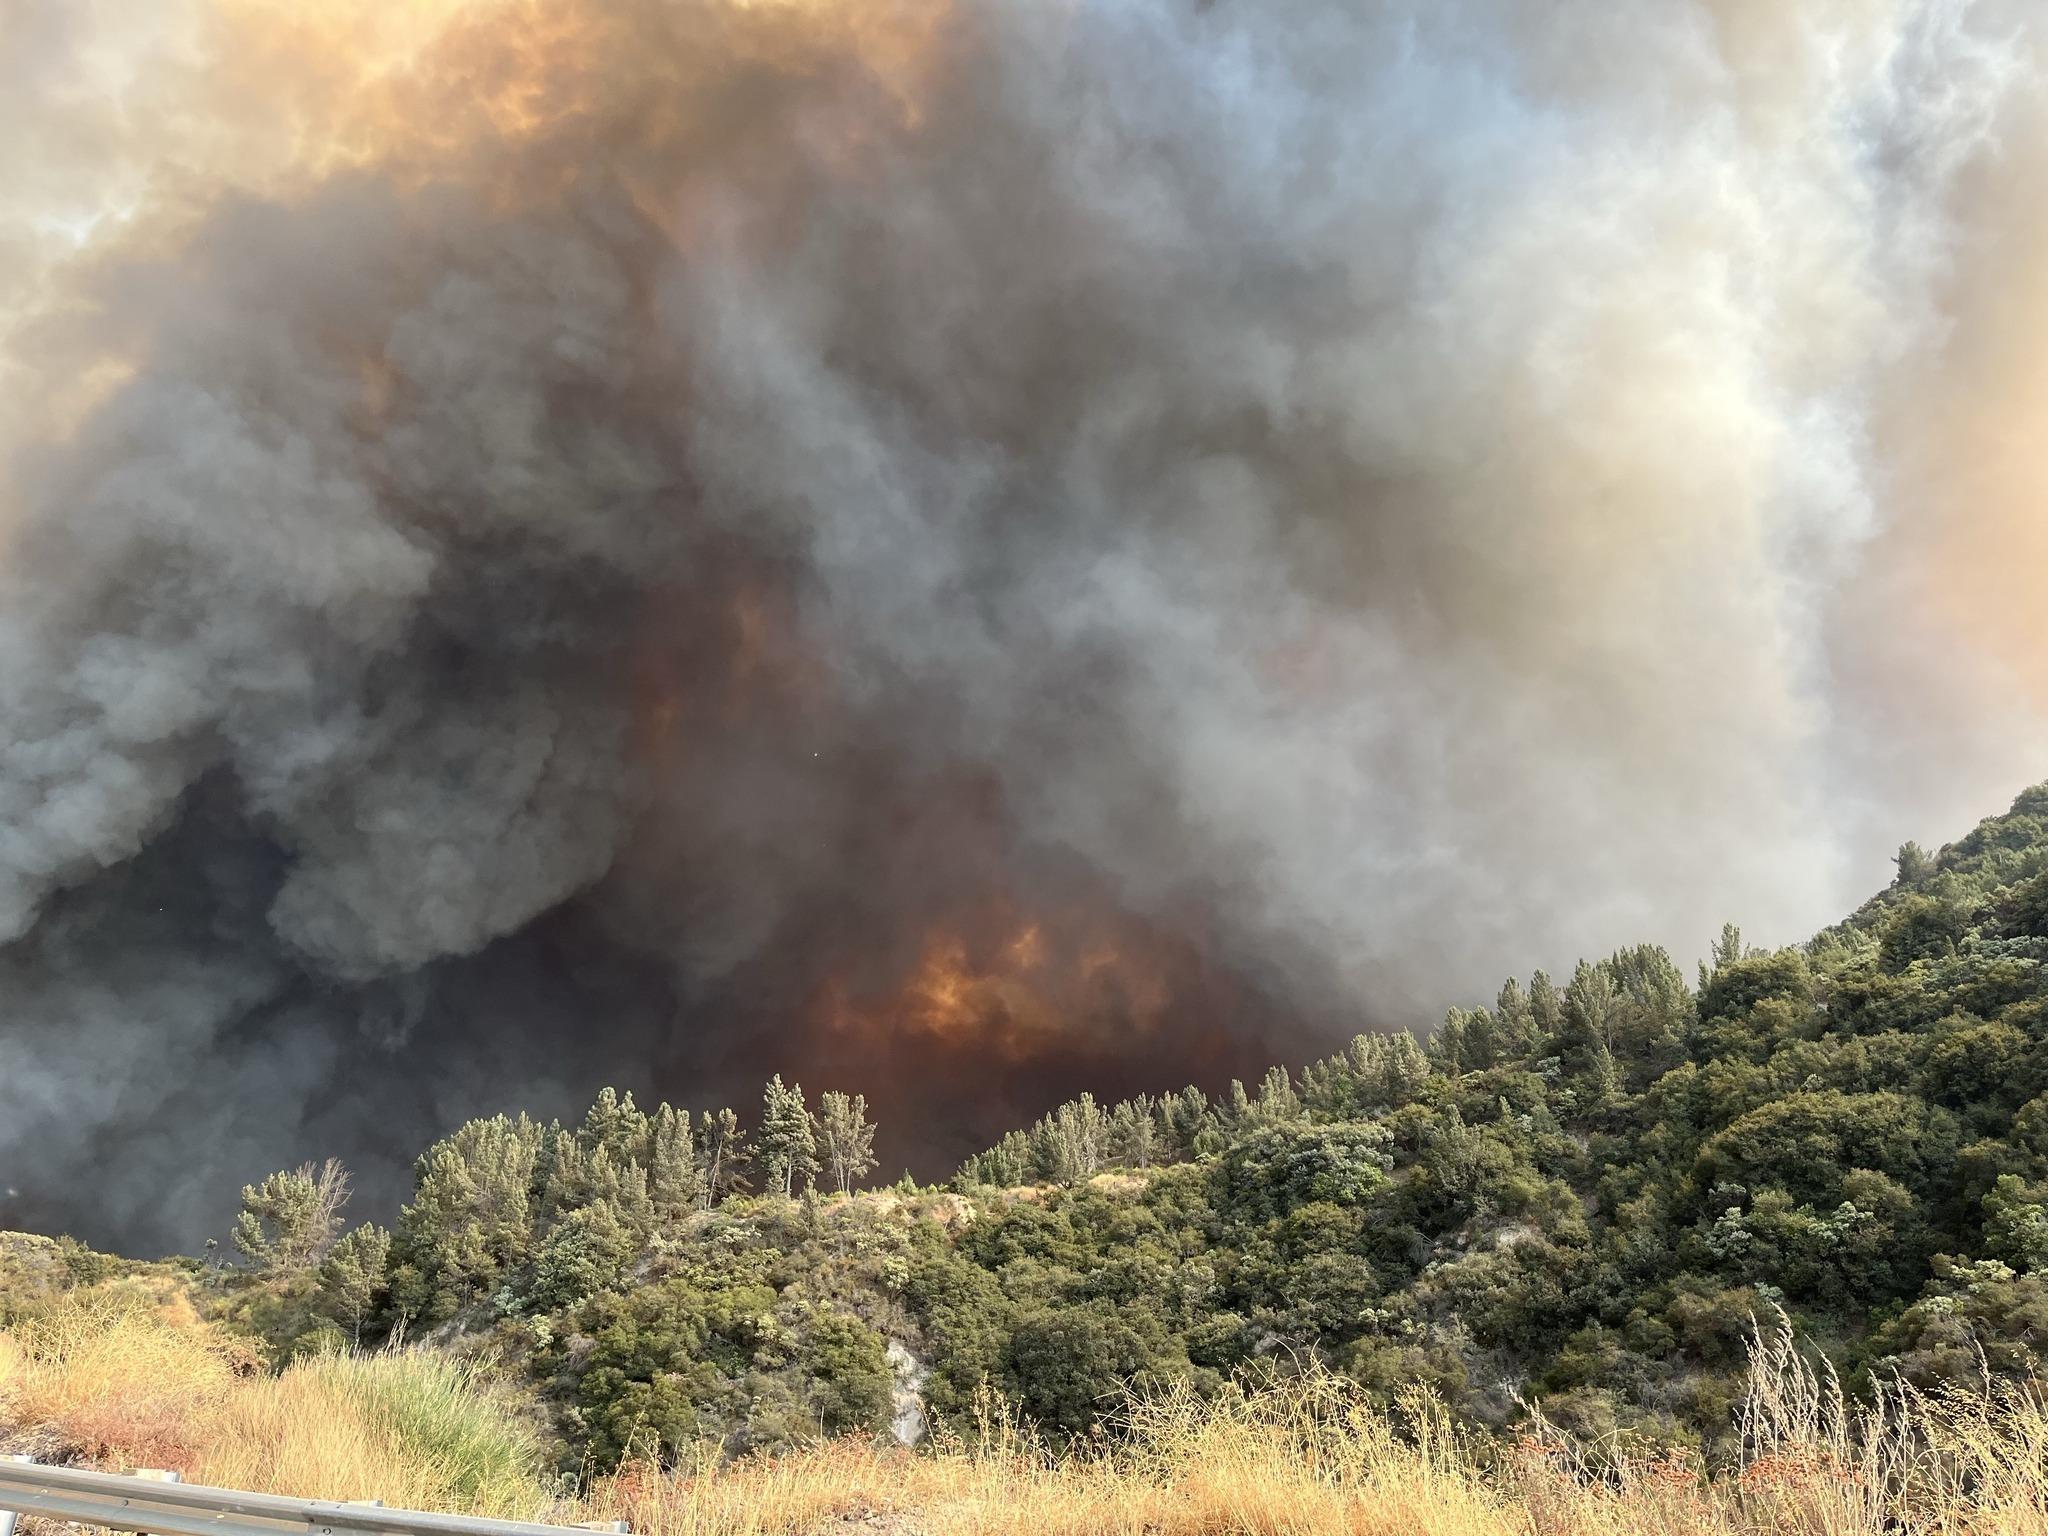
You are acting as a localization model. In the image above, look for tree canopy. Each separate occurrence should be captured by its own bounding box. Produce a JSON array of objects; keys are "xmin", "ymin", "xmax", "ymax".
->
[{"xmin": 176, "ymin": 782, "xmax": 2048, "ymax": 1469}]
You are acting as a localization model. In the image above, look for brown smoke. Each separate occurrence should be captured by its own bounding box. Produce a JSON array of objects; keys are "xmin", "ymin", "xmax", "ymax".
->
[{"xmin": 1, "ymin": 0, "xmax": 2044, "ymax": 1250}]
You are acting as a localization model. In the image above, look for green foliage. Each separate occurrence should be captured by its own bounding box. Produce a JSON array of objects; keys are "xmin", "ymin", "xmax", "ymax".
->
[
  {"xmin": 757, "ymin": 1076, "xmax": 819, "ymax": 1198},
  {"xmin": 1881, "ymin": 894, "xmax": 1977, "ymax": 970},
  {"xmin": 698, "ymin": 1107, "xmax": 752, "ymax": 1204},
  {"xmin": 816, "ymin": 1091, "xmax": 879, "ymax": 1196},
  {"xmin": 2009, "ymin": 869, "xmax": 2048, "ymax": 939},
  {"xmin": 960, "ymin": 1129, "xmax": 1035, "ymax": 1188},
  {"xmin": 797, "ymin": 1308, "xmax": 893, "ymax": 1434},
  {"xmin": 1895, "ymin": 840, "xmax": 1936, "ymax": 887},
  {"xmin": 1695, "ymin": 1090, "xmax": 1952, "ymax": 1210},
  {"xmin": 1873, "ymin": 1257, "xmax": 2048, "ymax": 1387},
  {"xmin": 539, "ymin": 1233, "xmax": 900, "ymax": 1463},
  {"xmin": 526, "ymin": 1201, "xmax": 635, "ymax": 1312},
  {"xmin": 1002, "ymin": 1300, "xmax": 1179, "ymax": 1435},
  {"xmin": 1697, "ymin": 946, "xmax": 1812, "ymax": 1026},
  {"xmin": 163, "ymin": 780, "xmax": 2048, "ymax": 1468},
  {"xmin": 390, "ymin": 1115, "xmax": 542, "ymax": 1324},
  {"xmin": 1983, "ymin": 1175, "xmax": 2048, "ymax": 1272},
  {"xmin": 1036, "ymin": 1094, "xmax": 1110, "ymax": 1184},
  {"xmin": 648, "ymin": 1103, "xmax": 702, "ymax": 1223},
  {"xmin": 233, "ymin": 1160, "xmax": 350, "ymax": 1277},
  {"xmin": 1217, "ymin": 1122, "xmax": 1391, "ymax": 1222},
  {"xmin": 316, "ymin": 1222, "xmax": 391, "ymax": 1345},
  {"xmin": 580, "ymin": 1087, "xmax": 651, "ymax": 1166}
]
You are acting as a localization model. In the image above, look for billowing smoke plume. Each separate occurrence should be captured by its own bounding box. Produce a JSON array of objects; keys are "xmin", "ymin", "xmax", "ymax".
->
[{"xmin": 3, "ymin": 0, "xmax": 2045, "ymax": 1251}]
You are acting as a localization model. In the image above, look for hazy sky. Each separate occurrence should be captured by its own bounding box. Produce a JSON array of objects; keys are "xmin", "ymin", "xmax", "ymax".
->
[{"xmin": 2, "ymin": 0, "xmax": 2044, "ymax": 1250}]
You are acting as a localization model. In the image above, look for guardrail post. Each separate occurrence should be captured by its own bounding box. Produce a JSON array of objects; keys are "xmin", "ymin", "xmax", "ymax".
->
[{"xmin": 0, "ymin": 1455, "xmax": 31, "ymax": 1536}]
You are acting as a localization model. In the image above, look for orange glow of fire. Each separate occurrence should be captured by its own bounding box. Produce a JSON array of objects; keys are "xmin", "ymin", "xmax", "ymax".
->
[
  {"xmin": 624, "ymin": 567, "xmax": 841, "ymax": 772},
  {"xmin": 194, "ymin": 0, "xmax": 954, "ymax": 198},
  {"xmin": 823, "ymin": 914, "xmax": 1181, "ymax": 1063}
]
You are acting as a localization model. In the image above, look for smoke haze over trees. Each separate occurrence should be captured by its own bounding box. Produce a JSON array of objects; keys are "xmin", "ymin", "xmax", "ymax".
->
[{"xmin": 1, "ymin": 0, "xmax": 2046, "ymax": 1250}]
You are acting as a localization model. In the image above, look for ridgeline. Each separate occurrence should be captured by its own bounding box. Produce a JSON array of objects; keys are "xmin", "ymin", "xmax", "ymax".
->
[{"xmin": 9, "ymin": 783, "xmax": 2048, "ymax": 1471}]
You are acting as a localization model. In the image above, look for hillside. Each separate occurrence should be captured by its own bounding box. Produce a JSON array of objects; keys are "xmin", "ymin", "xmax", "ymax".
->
[
  {"xmin": 9, "ymin": 782, "xmax": 2048, "ymax": 1478},
  {"xmin": 22, "ymin": 1289, "xmax": 2048, "ymax": 1536}
]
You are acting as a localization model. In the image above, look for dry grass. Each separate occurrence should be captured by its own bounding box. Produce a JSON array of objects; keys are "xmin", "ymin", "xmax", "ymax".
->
[
  {"xmin": 0, "ymin": 1295, "xmax": 549, "ymax": 1516},
  {"xmin": 575, "ymin": 1322, "xmax": 2048, "ymax": 1536},
  {"xmin": 577, "ymin": 1376, "xmax": 1521, "ymax": 1536},
  {"xmin": 195, "ymin": 1349, "xmax": 552, "ymax": 1515},
  {"xmin": 12, "ymin": 1300, "xmax": 2048, "ymax": 1536},
  {"xmin": 0, "ymin": 1293, "xmax": 247, "ymax": 1466}
]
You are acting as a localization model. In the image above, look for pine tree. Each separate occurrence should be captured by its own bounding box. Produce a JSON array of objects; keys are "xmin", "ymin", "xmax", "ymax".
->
[
  {"xmin": 233, "ymin": 1159, "xmax": 350, "ymax": 1276},
  {"xmin": 1329, "ymin": 1032, "xmax": 1430, "ymax": 1112},
  {"xmin": 1461, "ymin": 1006, "xmax": 1501, "ymax": 1069},
  {"xmin": 580, "ymin": 1086, "xmax": 650, "ymax": 1164},
  {"xmin": 1150, "ymin": 1094, "xmax": 1183, "ymax": 1160},
  {"xmin": 233, "ymin": 1169, "xmax": 316, "ymax": 1273},
  {"xmin": 1605, "ymin": 943, "xmax": 1691, "ymax": 1078},
  {"xmin": 1224, "ymin": 1078, "xmax": 1254, "ymax": 1125},
  {"xmin": 316, "ymin": 1222, "xmax": 390, "ymax": 1345},
  {"xmin": 697, "ymin": 1107, "xmax": 752, "ymax": 1206},
  {"xmin": 1700, "ymin": 923, "xmax": 1746, "ymax": 991},
  {"xmin": 527, "ymin": 1201, "xmax": 634, "ymax": 1311},
  {"xmin": 530, "ymin": 1119, "xmax": 568, "ymax": 1210},
  {"xmin": 541, "ymin": 1132, "xmax": 590, "ymax": 1221},
  {"xmin": 757, "ymin": 1075, "xmax": 820, "ymax": 1197},
  {"xmin": 648, "ymin": 1103, "xmax": 702, "ymax": 1222},
  {"xmin": 1529, "ymin": 968, "xmax": 1563, "ymax": 1051},
  {"xmin": 1247, "ymin": 1066, "xmax": 1301, "ymax": 1124},
  {"xmin": 1562, "ymin": 959, "xmax": 1619, "ymax": 1080},
  {"xmin": 584, "ymin": 1143, "xmax": 625, "ymax": 1208},
  {"xmin": 816, "ymin": 1091, "xmax": 879, "ymax": 1195},
  {"xmin": 612, "ymin": 1154, "xmax": 653, "ymax": 1232},
  {"xmin": 1037, "ymin": 1093, "xmax": 1107, "ymax": 1184},
  {"xmin": 1108, "ymin": 1095, "xmax": 1157, "ymax": 1168},
  {"xmin": 1495, "ymin": 977, "xmax": 1539, "ymax": 1055},
  {"xmin": 389, "ymin": 1115, "xmax": 540, "ymax": 1322},
  {"xmin": 1161, "ymin": 1085, "xmax": 1212, "ymax": 1159},
  {"xmin": 963, "ymin": 1129, "xmax": 1034, "ymax": 1187},
  {"xmin": 1430, "ymin": 1008, "xmax": 1469, "ymax": 1072}
]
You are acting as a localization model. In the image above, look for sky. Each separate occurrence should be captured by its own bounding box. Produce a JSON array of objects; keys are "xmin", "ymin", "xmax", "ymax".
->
[{"xmin": 1, "ymin": 0, "xmax": 2044, "ymax": 1251}]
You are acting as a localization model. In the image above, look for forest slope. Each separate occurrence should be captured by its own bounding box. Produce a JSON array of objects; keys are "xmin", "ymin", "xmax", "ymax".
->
[{"xmin": 11, "ymin": 783, "xmax": 2048, "ymax": 1472}]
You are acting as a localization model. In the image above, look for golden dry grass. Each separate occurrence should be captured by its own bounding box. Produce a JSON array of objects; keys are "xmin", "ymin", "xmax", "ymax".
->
[
  {"xmin": 11, "ymin": 1300, "xmax": 2048, "ymax": 1536},
  {"xmin": 194, "ymin": 1350, "xmax": 550, "ymax": 1515},
  {"xmin": 0, "ymin": 1293, "xmax": 246, "ymax": 1467},
  {"xmin": 0, "ymin": 1295, "xmax": 546, "ymax": 1515},
  {"xmin": 571, "ymin": 1337, "xmax": 2048, "ymax": 1536}
]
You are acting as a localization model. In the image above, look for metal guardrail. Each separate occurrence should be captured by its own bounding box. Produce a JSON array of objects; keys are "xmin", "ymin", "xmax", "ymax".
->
[{"xmin": 0, "ymin": 1461, "xmax": 625, "ymax": 1536}]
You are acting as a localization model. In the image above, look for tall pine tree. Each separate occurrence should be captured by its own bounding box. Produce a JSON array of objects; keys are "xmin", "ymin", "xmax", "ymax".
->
[
  {"xmin": 697, "ymin": 1108, "xmax": 752, "ymax": 1206},
  {"xmin": 757, "ymin": 1076, "xmax": 820, "ymax": 1197},
  {"xmin": 816, "ymin": 1091, "xmax": 879, "ymax": 1195},
  {"xmin": 648, "ymin": 1103, "xmax": 702, "ymax": 1222}
]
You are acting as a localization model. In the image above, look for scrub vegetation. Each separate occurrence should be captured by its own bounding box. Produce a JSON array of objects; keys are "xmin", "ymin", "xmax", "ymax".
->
[{"xmin": 9, "ymin": 782, "xmax": 2048, "ymax": 1530}]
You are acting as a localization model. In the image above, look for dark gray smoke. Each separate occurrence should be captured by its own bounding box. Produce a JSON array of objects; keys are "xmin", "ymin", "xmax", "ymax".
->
[{"xmin": 2, "ymin": 0, "xmax": 2045, "ymax": 1252}]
